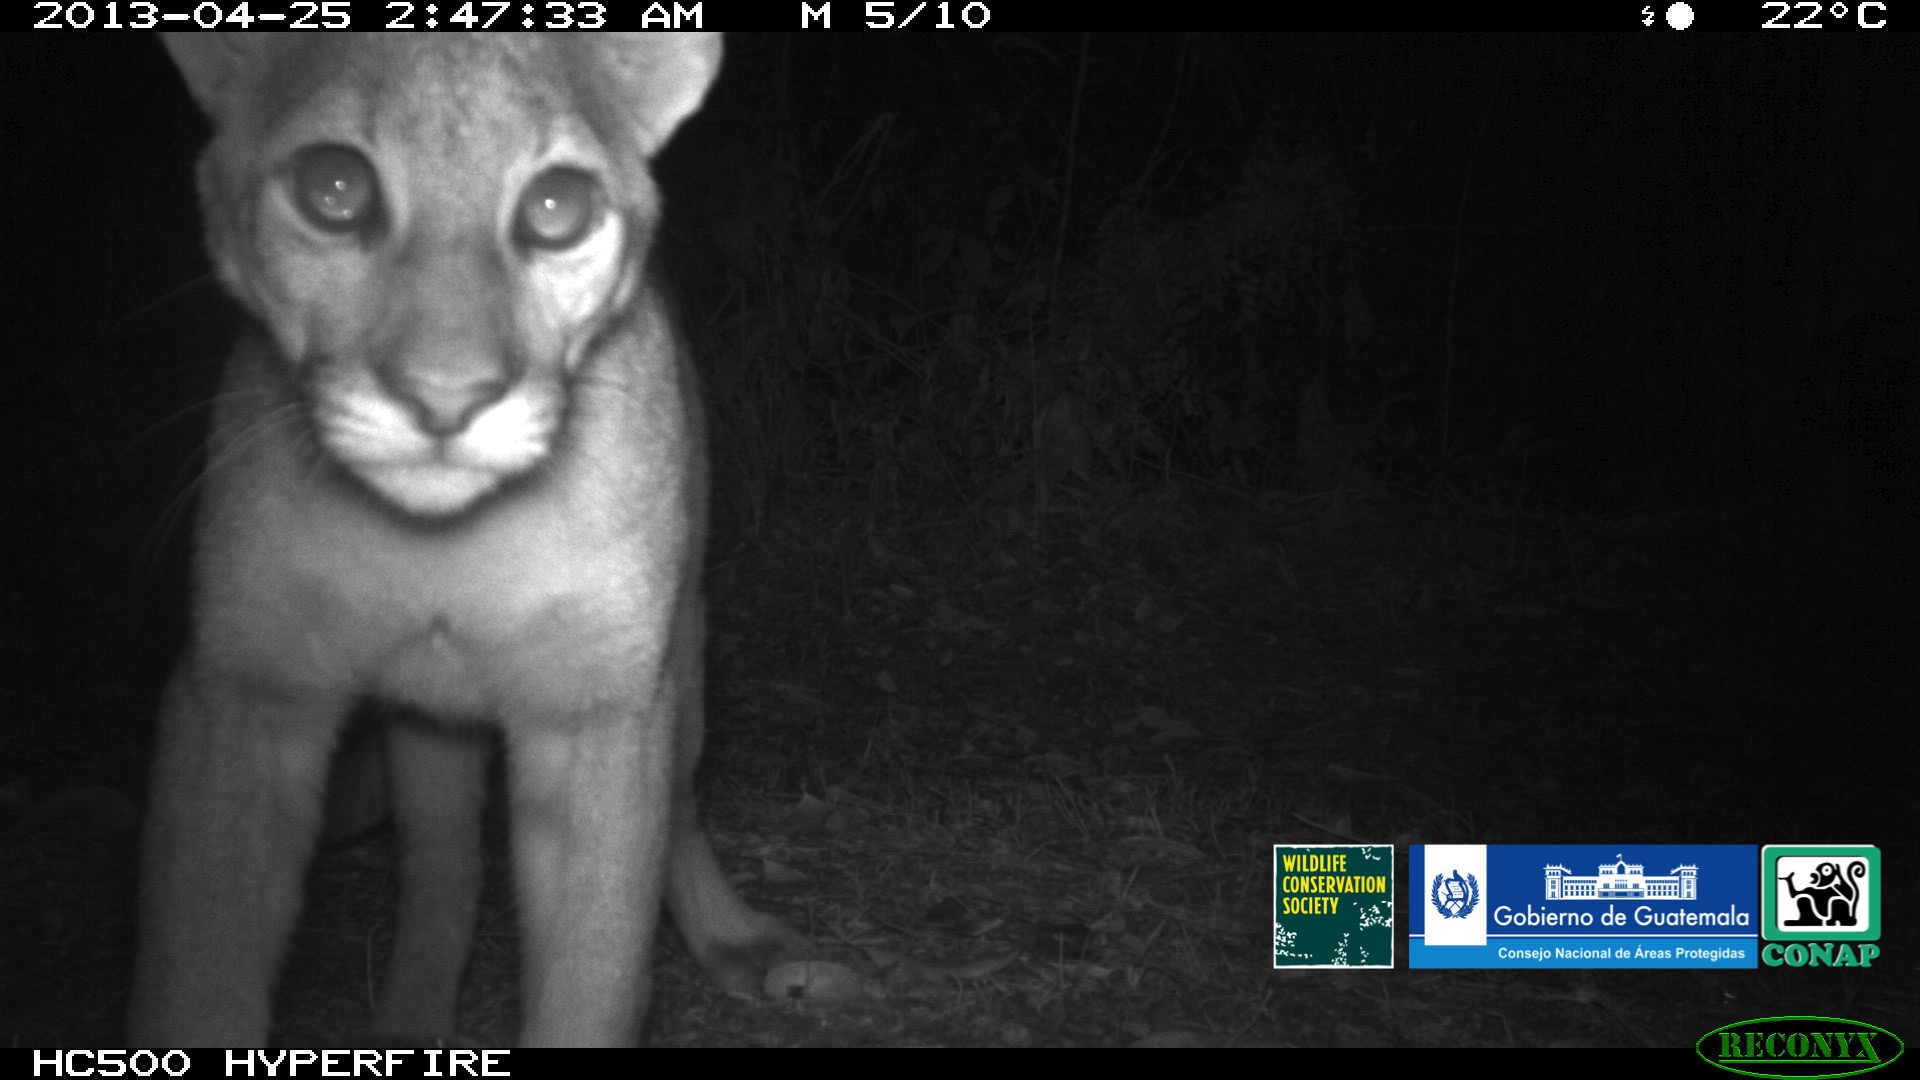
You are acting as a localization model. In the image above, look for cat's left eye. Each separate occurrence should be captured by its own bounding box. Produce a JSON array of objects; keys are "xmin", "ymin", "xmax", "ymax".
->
[
  {"xmin": 515, "ymin": 168, "xmax": 599, "ymax": 251},
  {"xmin": 290, "ymin": 144, "xmax": 381, "ymax": 234}
]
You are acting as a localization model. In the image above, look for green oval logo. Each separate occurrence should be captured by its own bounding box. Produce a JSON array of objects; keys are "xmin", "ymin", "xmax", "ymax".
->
[{"xmin": 1698, "ymin": 1016, "xmax": 1903, "ymax": 1079}]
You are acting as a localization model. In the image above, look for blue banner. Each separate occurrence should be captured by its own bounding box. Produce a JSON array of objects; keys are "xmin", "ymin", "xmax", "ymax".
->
[{"xmin": 1411, "ymin": 844, "xmax": 1759, "ymax": 969}]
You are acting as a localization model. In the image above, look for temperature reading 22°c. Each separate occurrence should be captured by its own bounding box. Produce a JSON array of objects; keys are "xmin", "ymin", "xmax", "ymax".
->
[{"xmin": 1762, "ymin": 1, "xmax": 1890, "ymax": 28}]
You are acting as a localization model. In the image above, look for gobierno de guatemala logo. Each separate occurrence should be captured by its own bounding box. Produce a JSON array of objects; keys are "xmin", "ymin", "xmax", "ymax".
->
[{"xmin": 1411, "ymin": 844, "xmax": 1757, "ymax": 968}]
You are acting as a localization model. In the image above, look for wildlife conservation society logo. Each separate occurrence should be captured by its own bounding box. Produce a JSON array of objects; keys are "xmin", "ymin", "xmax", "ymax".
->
[
  {"xmin": 1271, "ymin": 845, "xmax": 1393, "ymax": 968},
  {"xmin": 1761, "ymin": 845, "xmax": 1882, "ymax": 969},
  {"xmin": 1410, "ymin": 844, "xmax": 1759, "ymax": 968}
]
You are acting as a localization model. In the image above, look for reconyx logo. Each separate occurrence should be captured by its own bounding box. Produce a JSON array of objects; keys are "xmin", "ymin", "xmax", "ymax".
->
[
  {"xmin": 1697, "ymin": 1016, "xmax": 1903, "ymax": 1078},
  {"xmin": 1761, "ymin": 846, "xmax": 1881, "ymax": 969}
]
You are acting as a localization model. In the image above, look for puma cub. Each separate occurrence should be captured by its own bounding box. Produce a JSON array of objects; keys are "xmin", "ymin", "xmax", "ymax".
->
[{"xmin": 130, "ymin": 34, "xmax": 796, "ymax": 1047}]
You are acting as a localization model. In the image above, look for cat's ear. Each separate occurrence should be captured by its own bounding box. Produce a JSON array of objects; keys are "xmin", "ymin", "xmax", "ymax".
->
[{"xmin": 584, "ymin": 33, "xmax": 724, "ymax": 157}]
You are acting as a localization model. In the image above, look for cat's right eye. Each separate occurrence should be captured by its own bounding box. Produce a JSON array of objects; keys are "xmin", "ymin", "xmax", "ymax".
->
[
  {"xmin": 514, "ymin": 167, "xmax": 599, "ymax": 252},
  {"xmin": 290, "ymin": 145, "xmax": 380, "ymax": 234}
]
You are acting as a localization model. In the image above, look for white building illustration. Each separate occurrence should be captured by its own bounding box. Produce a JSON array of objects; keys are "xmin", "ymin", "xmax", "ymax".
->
[{"xmin": 1543, "ymin": 855, "xmax": 1698, "ymax": 900}]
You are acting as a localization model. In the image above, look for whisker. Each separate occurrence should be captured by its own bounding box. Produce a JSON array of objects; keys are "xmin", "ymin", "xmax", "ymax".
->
[{"xmin": 140, "ymin": 389, "xmax": 301, "ymax": 567}]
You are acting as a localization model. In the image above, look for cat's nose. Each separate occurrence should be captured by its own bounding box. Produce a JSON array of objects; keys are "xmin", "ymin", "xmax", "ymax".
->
[{"xmin": 389, "ymin": 369, "xmax": 511, "ymax": 436}]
